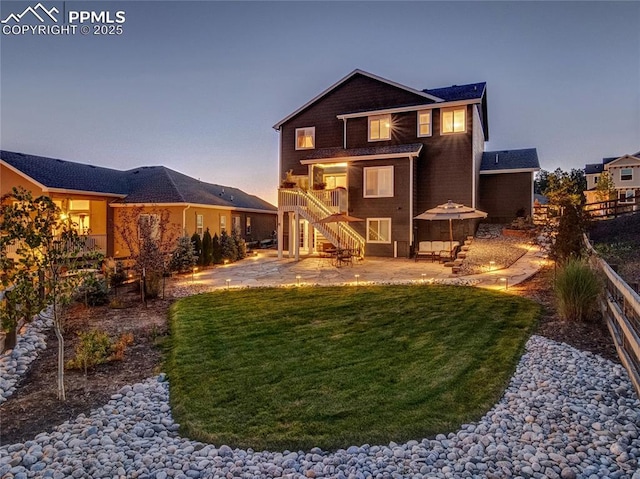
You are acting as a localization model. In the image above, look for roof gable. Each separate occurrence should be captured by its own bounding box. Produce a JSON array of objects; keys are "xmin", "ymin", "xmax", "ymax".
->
[
  {"xmin": 273, "ymin": 69, "xmax": 443, "ymax": 130},
  {"xmin": 604, "ymin": 154, "xmax": 640, "ymax": 169}
]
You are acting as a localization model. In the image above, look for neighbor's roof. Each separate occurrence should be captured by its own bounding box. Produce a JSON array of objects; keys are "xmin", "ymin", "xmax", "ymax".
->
[
  {"xmin": 1, "ymin": 150, "xmax": 276, "ymax": 212},
  {"xmin": 585, "ymin": 163, "xmax": 604, "ymax": 175},
  {"xmin": 1, "ymin": 151, "xmax": 129, "ymax": 196},
  {"xmin": 423, "ymin": 82, "xmax": 486, "ymax": 102},
  {"xmin": 480, "ymin": 148, "xmax": 540, "ymax": 173},
  {"xmin": 120, "ymin": 166, "xmax": 276, "ymax": 211}
]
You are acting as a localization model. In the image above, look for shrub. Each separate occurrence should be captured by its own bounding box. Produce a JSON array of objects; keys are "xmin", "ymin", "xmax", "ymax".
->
[
  {"xmin": 554, "ymin": 258, "xmax": 602, "ymax": 322},
  {"xmin": 220, "ymin": 230, "xmax": 237, "ymax": 262},
  {"xmin": 202, "ymin": 228, "xmax": 213, "ymax": 266},
  {"xmin": 212, "ymin": 233, "xmax": 222, "ymax": 264},
  {"xmin": 233, "ymin": 230, "xmax": 246, "ymax": 260},
  {"xmin": 109, "ymin": 261, "xmax": 127, "ymax": 289},
  {"xmin": 76, "ymin": 277, "xmax": 109, "ymax": 306},
  {"xmin": 144, "ymin": 271, "xmax": 162, "ymax": 298},
  {"xmin": 67, "ymin": 330, "xmax": 112, "ymax": 375},
  {"xmin": 170, "ymin": 236, "xmax": 197, "ymax": 273},
  {"xmin": 110, "ymin": 332, "xmax": 134, "ymax": 361},
  {"xmin": 552, "ymin": 203, "xmax": 586, "ymax": 263},
  {"xmin": 67, "ymin": 330, "xmax": 135, "ymax": 374},
  {"xmin": 191, "ymin": 232, "xmax": 203, "ymax": 265}
]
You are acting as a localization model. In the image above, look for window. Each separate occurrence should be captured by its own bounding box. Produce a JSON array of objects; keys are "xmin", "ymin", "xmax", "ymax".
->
[
  {"xmin": 594, "ymin": 176, "xmax": 599, "ymax": 184},
  {"xmin": 295, "ymin": 127, "xmax": 315, "ymax": 150},
  {"xmin": 246, "ymin": 217, "xmax": 252, "ymax": 235},
  {"xmin": 364, "ymin": 166, "xmax": 394, "ymax": 198},
  {"xmin": 366, "ymin": 218, "xmax": 391, "ymax": 244},
  {"xmin": 139, "ymin": 214, "xmax": 160, "ymax": 240},
  {"xmin": 368, "ymin": 114, "xmax": 391, "ymax": 141},
  {"xmin": 619, "ymin": 190, "xmax": 635, "ymax": 203},
  {"xmin": 220, "ymin": 215, "xmax": 227, "ymax": 233},
  {"xmin": 68, "ymin": 199, "xmax": 90, "ymax": 233},
  {"xmin": 417, "ymin": 110, "xmax": 432, "ymax": 137},
  {"xmin": 441, "ymin": 107, "xmax": 466, "ymax": 134},
  {"xmin": 196, "ymin": 214, "xmax": 203, "ymax": 236},
  {"xmin": 232, "ymin": 216, "xmax": 241, "ymax": 234},
  {"xmin": 621, "ymin": 168, "xmax": 633, "ymax": 181}
]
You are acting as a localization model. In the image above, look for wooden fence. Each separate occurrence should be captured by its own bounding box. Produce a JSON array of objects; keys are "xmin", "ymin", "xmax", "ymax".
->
[
  {"xmin": 584, "ymin": 235, "xmax": 640, "ymax": 397},
  {"xmin": 584, "ymin": 192, "xmax": 640, "ymax": 220}
]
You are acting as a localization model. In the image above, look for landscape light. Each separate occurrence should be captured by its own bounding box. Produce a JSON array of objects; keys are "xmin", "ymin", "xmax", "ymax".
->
[
  {"xmin": 500, "ymin": 277, "xmax": 508, "ymax": 290},
  {"xmin": 355, "ymin": 274, "xmax": 360, "ymax": 286},
  {"xmin": 226, "ymin": 279, "xmax": 231, "ymax": 290}
]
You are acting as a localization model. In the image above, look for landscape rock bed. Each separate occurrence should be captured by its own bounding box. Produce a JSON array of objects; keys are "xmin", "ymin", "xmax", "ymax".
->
[
  {"xmin": 460, "ymin": 225, "xmax": 531, "ymax": 275},
  {"xmin": 1, "ymin": 336, "xmax": 638, "ymax": 479},
  {"xmin": 0, "ymin": 308, "xmax": 52, "ymax": 404}
]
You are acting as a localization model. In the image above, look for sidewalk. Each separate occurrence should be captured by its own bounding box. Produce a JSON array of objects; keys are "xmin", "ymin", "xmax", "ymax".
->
[{"xmin": 173, "ymin": 243, "xmax": 546, "ymax": 293}]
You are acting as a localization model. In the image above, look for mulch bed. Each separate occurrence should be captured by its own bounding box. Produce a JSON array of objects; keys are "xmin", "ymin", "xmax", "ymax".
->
[{"xmin": 0, "ymin": 269, "xmax": 619, "ymax": 446}]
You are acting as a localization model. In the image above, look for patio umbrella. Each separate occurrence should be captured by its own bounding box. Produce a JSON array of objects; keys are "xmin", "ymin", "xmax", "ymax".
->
[
  {"xmin": 414, "ymin": 200, "xmax": 487, "ymax": 245},
  {"xmin": 316, "ymin": 212, "xmax": 363, "ymax": 249}
]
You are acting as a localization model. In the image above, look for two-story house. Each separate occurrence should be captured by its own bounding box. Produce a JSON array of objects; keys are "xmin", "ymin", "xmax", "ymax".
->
[
  {"xmin": 273, "ymin": 69, "xmax": 539, "ymax": 259},
  {"xmin": 584, "ymin": 151, "xmax": 640, "ymax": 206},
  {"xmin": 1, "ymin": 151, "xmax": 277, "ymax": 258}
]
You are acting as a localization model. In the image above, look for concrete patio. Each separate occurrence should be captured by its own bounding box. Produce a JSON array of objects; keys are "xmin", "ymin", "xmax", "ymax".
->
[{"xmin": 173, "ymin": 243, "xmax": 546, "ymax": 293}]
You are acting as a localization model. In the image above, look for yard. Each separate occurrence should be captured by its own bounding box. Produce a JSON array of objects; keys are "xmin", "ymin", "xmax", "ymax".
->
[{"xmin": 166, "ymin": 285, "xmax": 539, "ymax": 451}]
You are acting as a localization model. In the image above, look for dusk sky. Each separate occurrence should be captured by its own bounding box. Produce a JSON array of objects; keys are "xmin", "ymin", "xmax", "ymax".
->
[{"xmin": 1, "ymin": 1, "xmax": 639, "ymax": 205}]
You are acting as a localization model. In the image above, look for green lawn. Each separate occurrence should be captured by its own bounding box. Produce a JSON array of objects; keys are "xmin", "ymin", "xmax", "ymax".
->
[{"xmin": 166, "ymin": 285, "xmax": 539, "ymax": 451}]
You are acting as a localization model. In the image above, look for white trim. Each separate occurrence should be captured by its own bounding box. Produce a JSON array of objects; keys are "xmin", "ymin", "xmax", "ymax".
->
[
  {"xmin": 604, "ymin": 155, "xmax": 640, "ymax": 169},
  {"xmin": 366, "ymin": 217, "xmax": 392, "ymax": 244},
  {"xmin": 109, "ymin": 202, "xmax": 276, "ymax": 215},
  {"xmin": 363, "ymin": 165, "xmax": 394, "ymax": 198},
  {"xmin": 480, "ymin": 167, "xmax": 540, "ymax": 175},
  {"xmin": 409, "ymin": 156, "xmax": 414, "ymax": 245},
  {"xmin": 417, "ymin": 110, "xmax": 432, "ymax": 138},
  {"xmin": 368, "ymin": 114, "xmax": 392, "ymax": 142},
  {"xmin": 336, "ymin": 98, "xmax": 480, "ymax": 120},
  {"xmin": 300, "ymin": 148, "xmax": 422, "ymax": 165},
  {"xmin": 295, "ymin": 126, "xmax": 315, "ymax": 150},
  {"xmin": 272, "ymin": 69, "xmax": 443, "ymax": 129}
]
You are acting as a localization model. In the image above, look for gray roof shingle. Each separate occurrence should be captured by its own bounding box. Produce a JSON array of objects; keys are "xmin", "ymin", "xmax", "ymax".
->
[
  {"xmin": 1, "ymin": 150, "xmax": 276, "ymax": 212},
  {"xmin": 423, "ymin": 82, "xmax": 486, "ymax": 102},
  {"xmin": 585, "ymin": 163, "xmax": 604, "ymax": 175},
  {"xmin": 480, "ymin": 148, "xmax": 540, "ymax": 172}
]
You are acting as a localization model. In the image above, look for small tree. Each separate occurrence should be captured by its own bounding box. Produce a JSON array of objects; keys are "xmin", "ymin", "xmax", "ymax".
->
[
  {"xmin": 169, "ymin": 236, "xmax": 197, "ymax": 273},
  {"xmin": 220, "ymin": 230, "xmax": 238, "ymax": 262},
  {"xmin": 114, "ymin": 206, "xmax": 179, "ymax": 298},
  {"xmin": 233, "ymin": 229, "xmax": 246, "ymax": 260},
  {"xmin": 543, "ymin": 168, "xmax": 585, "ymax": 207},
  {"xmin": 191, "ymin": 232, "xmax": 203, "ymax": 266},
  {"xmin": 212, "ymin": 233, "xmax": 222, "ymax": 264},
  {"xmin": 595, "ymin": 171, "xmax": 617, "ymax": 202},
  {"xmin": 202, "ymin": 228, "xmax": 213, "ymax": 266},
  {"xmin": 1, "ymin": 187, "xmax": 101, "ymax": 400},
  {"xmin": 552, "ymin": 201, "xmax": 585, "ymax": 263}
]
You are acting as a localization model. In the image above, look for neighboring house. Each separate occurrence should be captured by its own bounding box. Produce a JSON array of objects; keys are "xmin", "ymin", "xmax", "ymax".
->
[
  {"xmin": 273, "ymin": 69, "xmax": 539, "ymax": 259},
  {"xmin": 584, "ymin": 151, "xmax": 640, "ymax": 206},
  {"xmin": 0, "ymin": 151, "xmax": 277, "ymax": 258}
]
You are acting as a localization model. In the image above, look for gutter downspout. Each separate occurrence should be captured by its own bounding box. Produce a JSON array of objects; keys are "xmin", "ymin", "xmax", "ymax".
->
[
  {"xmin": 342, "ymin": 118, "xmax": 347, "ymax": 149},
  {"xmin": 182, "ymin": 204, "xmax": 191, "ymax": 235},
  {"xmin": 409, "ymin": 156, "xmax": 414, "ymax": 248}
]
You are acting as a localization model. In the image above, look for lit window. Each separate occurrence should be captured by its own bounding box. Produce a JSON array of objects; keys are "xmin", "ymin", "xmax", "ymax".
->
[
  {"xmin": 441, "ymin": 107, "xmax": 466, "ymax": 134},
  {"xmin": 69, "ymin": 200, "xmax": 90, "ymax": 210},
  {"xmin": 295, "ymin": 127, "xmax": 315, "ymax": 150},
  {"xmin": 232, "ymin": 216, "xmax": 241, "ymax": 234},
  {"xmin": 418, "ymin": 110, "xmax": 432, "ymax": 137},
  {"xmin": 364, "ymin": 166, "xmax": 394, "ymax": 198},
  {"xmin": 246, "ymin": 217, "xmax": 252, "ymax": 235},
  {"xmin": 220, "ymin": 215, "xmax": 227, "ymax": 233},
  {"xmin": 369, "ymin": 114, "xmax": 391, "ymax": 141},
  {"xmin": 619, "ymin": 190, "xmax": 635, "ymax": 203},
  {"xmin": 196, "ymin": 214, "xmax": 203, "ymax": 236},
  {"xmin": 621, "ymin": 168, "xmax": 633, "ymax": 181},
  {"xmin": 366, "ymin": 218, "xmax": 391, "ymax": 244}
]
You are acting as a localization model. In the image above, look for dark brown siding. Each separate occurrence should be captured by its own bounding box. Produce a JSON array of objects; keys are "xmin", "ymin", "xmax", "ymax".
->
[
  {"xmin": 279, "ymin": 74, "xmax": 432, "ymax": 178},
  {"xmin": 478, "ymin": 172, "xmax": 533, "ymax": 223},
  {"xmin": 235, "ymin": 212, "xmax": 277, "ymax": 243},
  {"xmin": 347, "ymin": 158, "xmax": 412, "ymax": 257}
]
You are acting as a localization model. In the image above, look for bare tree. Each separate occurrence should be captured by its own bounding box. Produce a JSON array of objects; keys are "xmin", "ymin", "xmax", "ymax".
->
[{"xmin": 113, "ymin": 206, "xmax": 180, "ymax": 298}]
